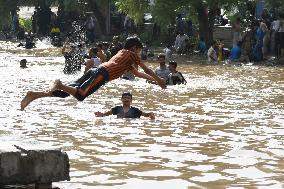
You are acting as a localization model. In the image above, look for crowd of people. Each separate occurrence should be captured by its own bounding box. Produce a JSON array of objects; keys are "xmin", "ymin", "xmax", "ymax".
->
[
  {"xmin": 163, "ymin": 11, "xmax": 284, "ymax": 64},
  {"xmin": 8, "ymin": 6, "xmax": 283, "ymax": 65}
]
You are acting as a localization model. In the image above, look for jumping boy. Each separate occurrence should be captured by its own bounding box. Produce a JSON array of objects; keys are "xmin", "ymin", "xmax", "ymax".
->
[
  {"xmin": 21, "ymin": 36, "xmax": 166, "ymax": 110},
  {"xmin": 95, "ymin": 92, "xmax": 155, "ymax": 119}
]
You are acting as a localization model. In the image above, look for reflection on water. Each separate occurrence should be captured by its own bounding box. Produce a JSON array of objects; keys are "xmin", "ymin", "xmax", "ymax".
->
[{"xmin": 0, "ymin": 40, "xmax": 283, "ymax": 189}]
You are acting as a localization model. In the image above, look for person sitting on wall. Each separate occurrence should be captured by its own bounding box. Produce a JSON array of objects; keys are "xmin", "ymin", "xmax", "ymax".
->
[{"xmin": 207, "ymin": 40, "xmax": 218, "ymax": 63}]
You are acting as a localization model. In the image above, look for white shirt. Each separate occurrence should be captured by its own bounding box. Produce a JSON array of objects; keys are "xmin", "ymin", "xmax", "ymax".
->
[
  {"xmin": 272, "ymin": 20, "xmax": 280, "ymax": 31},
  {"xmin": 174, "ymin": 34, "xmax": 189, "ymax": 51},
  {"xmin": 163, "ymin": 48, "xmax": 172, "ymax": 60},
  {"xmin": 207, "ymin": 46, "xmax": 217, "ymax": 62},
  {"xmin": 91, "ymin": 57, "xmax": 101, "ymax": 67},
  {"xmin": 279, "ymin": 20, "xmax": 284, "ymax": 32},
  {"xmin": 155, "ymin": 67, "xmax": 170, "ymax": 80}
]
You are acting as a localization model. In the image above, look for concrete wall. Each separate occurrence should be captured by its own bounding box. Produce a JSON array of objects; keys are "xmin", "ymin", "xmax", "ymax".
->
[
  {"xmin": 0, "ymin": 146, "xmax": 70, "ymax": 185},
  {"xmin": 213, "ymin": 26, "xmax": 233, "ymax": 48}
]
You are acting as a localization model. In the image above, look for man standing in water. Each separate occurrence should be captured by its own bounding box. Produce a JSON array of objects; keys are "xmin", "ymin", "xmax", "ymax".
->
[
  {"xmin": 21, "ymin": 36, "xmax": 166, "ymax": 110},
  {"xmin": 95, "ymin": 92, "xmax": 155, "ymax": 119}
]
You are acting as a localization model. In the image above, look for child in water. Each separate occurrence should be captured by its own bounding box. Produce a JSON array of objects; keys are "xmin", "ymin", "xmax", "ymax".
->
[
  {"xmin": 166, "ymin": 61, "xmax": 187, "ymax": 85},
  {"xmin": 21, "ymin": 36, "xmax": 166, "ymax": 110},
  {"xmin": 95, "ymin": 92, "xmax": 155, "ymax": 119}
]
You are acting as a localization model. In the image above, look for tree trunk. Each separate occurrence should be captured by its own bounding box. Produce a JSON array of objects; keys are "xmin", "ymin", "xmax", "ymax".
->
[
  {"xmin": 208, "ymin": 6, "xmax": 218, "ymax": 44},
  {"xmin": 197, "ymin": 6, "xmax": 209, "ymax": 45},
  {"xmin": 0, "ymin": 0, "xmax": 18, "ymax": 31},
  {"xmin": 86, "ymin": 0, "xmax": 107, "ymax": 37}
]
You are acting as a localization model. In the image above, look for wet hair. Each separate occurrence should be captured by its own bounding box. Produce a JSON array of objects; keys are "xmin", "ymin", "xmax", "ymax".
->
[
  {"xmin": 89, "ymin": 47, "xmax": 98, "ymax": 55},
  {"xmin": 157, "ymin": 53, "xmax": 165, "ymax": 59},
  {"xmin": 124, "ymin": 36, "xmax": 143, "ymax": 49},
  {"xmin": 169, "ymin": 61, "xmax": 177, "ymax": 68},
  {"xmin": 211, "ymin": 40, "xmax": 217, "ymax": 46},
  {"xmin": 96, "ymin": 42, "xmax": 103, "ymax": 48},
  {"xmin": 122, "ymin": 92, "xmax": 132, "ymax": 99},
  {"xmin": 20, "ymin": 59, "xmax": 27, "ymax": 68}
]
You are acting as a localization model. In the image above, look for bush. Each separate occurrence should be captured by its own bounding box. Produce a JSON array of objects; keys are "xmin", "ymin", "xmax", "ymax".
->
[{"xmin": 19, "ymin": 17, "xmax": 32, "ymax": 32}]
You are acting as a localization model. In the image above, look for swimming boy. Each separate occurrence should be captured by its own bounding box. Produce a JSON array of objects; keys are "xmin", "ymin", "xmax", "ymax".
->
[
  {"xmin": 154, "ymin": 53, "xmax": 170, "ymax": 81},
  {"xmin": 21, "ymin": 36, "xmax": 166, "ymax": 110},
  {"xmin": 166, "ymin": 61, "xmax": 187, "ymax": 85},
  {"xmin": 20, "ymin": 59, "xmax": 28, "ymax": 68},
  {"xmin": 84, "ymin": 47, "xmax": 102, "ymax": 73},
  {"xmin": 95, "ymin": 92, "xmax": 155, "ymax": 119}
]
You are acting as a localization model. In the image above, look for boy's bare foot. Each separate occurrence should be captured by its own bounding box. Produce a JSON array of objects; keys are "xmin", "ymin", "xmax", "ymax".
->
[
  {"xmin": 21, "ymin": 91, "xmax": 35, "ymax": 111},
  {"xmin": 50, "ymin": 79, "xmax": 62, "ymax": 92}
]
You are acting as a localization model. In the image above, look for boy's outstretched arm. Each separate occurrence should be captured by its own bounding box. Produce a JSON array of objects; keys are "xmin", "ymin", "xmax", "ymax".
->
[
  {"xmin": 95, "ymin": 110, "xmax": 112, "ymax": 117},
  {"xmin": 135, "ymin": 63, "xmax": 166, "ymax": 89},
  {"xmin": 130, "ymin": 67, "xmax": 156, "ymax": 82},
  {"xmin": 141, "ymin": 112, "xmax": 155, "ymax": 120}
]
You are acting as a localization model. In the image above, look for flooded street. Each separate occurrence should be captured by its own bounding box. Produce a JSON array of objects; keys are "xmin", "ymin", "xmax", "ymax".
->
[{"xmin": 0, "ymin": 39, "xmax": 283, "ymax": 189}]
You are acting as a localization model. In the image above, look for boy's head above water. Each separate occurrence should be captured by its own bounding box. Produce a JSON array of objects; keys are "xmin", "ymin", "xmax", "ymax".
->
[
  {"xmin": 20, "ymin": 59, "xmax": 27, "ymax": 68},
  {"xmin": 122, "ymin": 92, "xmax": 132, "ymax": 99}
]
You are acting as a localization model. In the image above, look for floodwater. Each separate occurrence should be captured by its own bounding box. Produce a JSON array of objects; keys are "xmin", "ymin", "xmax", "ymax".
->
[{"xmin": 0, "ymin": 39, "xmax": 283, "ymax": 189}]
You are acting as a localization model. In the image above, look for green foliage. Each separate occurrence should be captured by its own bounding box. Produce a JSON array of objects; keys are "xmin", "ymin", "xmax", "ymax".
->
[
  {"xmin": 0, "ymin": 0, "xmax": 18, "ymax": 30},
  {"xmin": 151, "ymin": 0, "xmax": 179, "ymax": 26},
  {"xmin": 63, "ymin": 0, "xmax": 80, "ymax": 11},
  {"xmin": 226, "ymin": 1, "xmax": 256, "ymax": 28},
  {"xmin": 114, "ymin": 0, "xmax": 149, "ymax": 24},
  {"xmin": 19, "ymin": 17, "xmax": 32, "ymax": 32}
]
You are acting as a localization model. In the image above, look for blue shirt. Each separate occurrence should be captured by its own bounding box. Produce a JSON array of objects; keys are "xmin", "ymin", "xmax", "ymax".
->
[
  {"xmin": 198, "ymin": 41, "xmax": 207, "ymax": 53},
  {"xmin": 230, "ymin": 46, "xmax": 241, "ymax": 60}
]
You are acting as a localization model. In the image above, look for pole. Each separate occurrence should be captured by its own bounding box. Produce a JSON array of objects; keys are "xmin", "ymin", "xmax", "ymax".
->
[{"xmin": 106, "ymin": 0, "xmax": 111, "ymax": 35}]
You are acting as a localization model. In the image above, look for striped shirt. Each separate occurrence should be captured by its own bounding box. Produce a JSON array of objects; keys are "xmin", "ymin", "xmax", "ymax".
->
[{"xmin": 101, "ymin": 49, "xmax": 141, "ymax": 81}]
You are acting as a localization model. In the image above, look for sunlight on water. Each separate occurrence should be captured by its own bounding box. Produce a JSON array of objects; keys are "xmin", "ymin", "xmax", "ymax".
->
[{"xmin": 0, "ymin": 40, "xmax": 283, "ymax": 189}]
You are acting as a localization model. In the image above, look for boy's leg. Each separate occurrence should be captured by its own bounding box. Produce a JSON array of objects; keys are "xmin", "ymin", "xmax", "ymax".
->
[
  {"xmin": 52, "ymin": 79, "xmax": 77, "ymax": 97},
  {"xmin": 21, "ymin": 91, "xmax": 52, "ymax": 110},
  {"xmin": 20, "ymin": 79, "xmax": 77, "ymax": 110},
  {"xmin": 21, "ymin": 68, "xmax": 108, "ymax": 110}
]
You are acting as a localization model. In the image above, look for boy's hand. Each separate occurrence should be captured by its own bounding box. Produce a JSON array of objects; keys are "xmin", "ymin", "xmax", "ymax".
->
[
  {"xmin": 149, "ymin": 113, "xmax": 155, "ymax": 120},
  {"xmin": 157, "ymin": 79, "xmax": 167, "ymax": 89},
  {"xmin": 95, "ymin": 112, "xmax": 104, "ymax": 117}
]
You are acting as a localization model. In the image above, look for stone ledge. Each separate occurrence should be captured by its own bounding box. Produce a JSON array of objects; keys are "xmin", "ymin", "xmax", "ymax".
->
[{"xmin": 0, "ymin": 144, "xmax": 70, "ymax": 186}]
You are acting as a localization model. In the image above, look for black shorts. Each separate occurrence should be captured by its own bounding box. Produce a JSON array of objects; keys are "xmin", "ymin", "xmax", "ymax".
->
[{"xmin": 52, "ymin": 67, "xmax": 109, "ymax": 101}]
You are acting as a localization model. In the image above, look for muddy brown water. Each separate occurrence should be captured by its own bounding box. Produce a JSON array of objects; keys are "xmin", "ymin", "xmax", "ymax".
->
[{"xmin": 0, "ymin": 40, "xmax": 283, "ymax": 189}]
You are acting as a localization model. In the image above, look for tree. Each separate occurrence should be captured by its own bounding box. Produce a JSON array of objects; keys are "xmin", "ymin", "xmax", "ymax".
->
[
  {"xmin": 114, "ymin": 0, "xmax": 149, "ymax": 24},
  {"xmin": 0, "ymin": 0, "xmax": 18, "ymax": 30},
  {"xmin": 113, "ymin": 0, "xmax": 225, "ymax": 44},
  {"xmin": 114, "ymin": 0, "xmax": 265, "ymax": 44}
]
